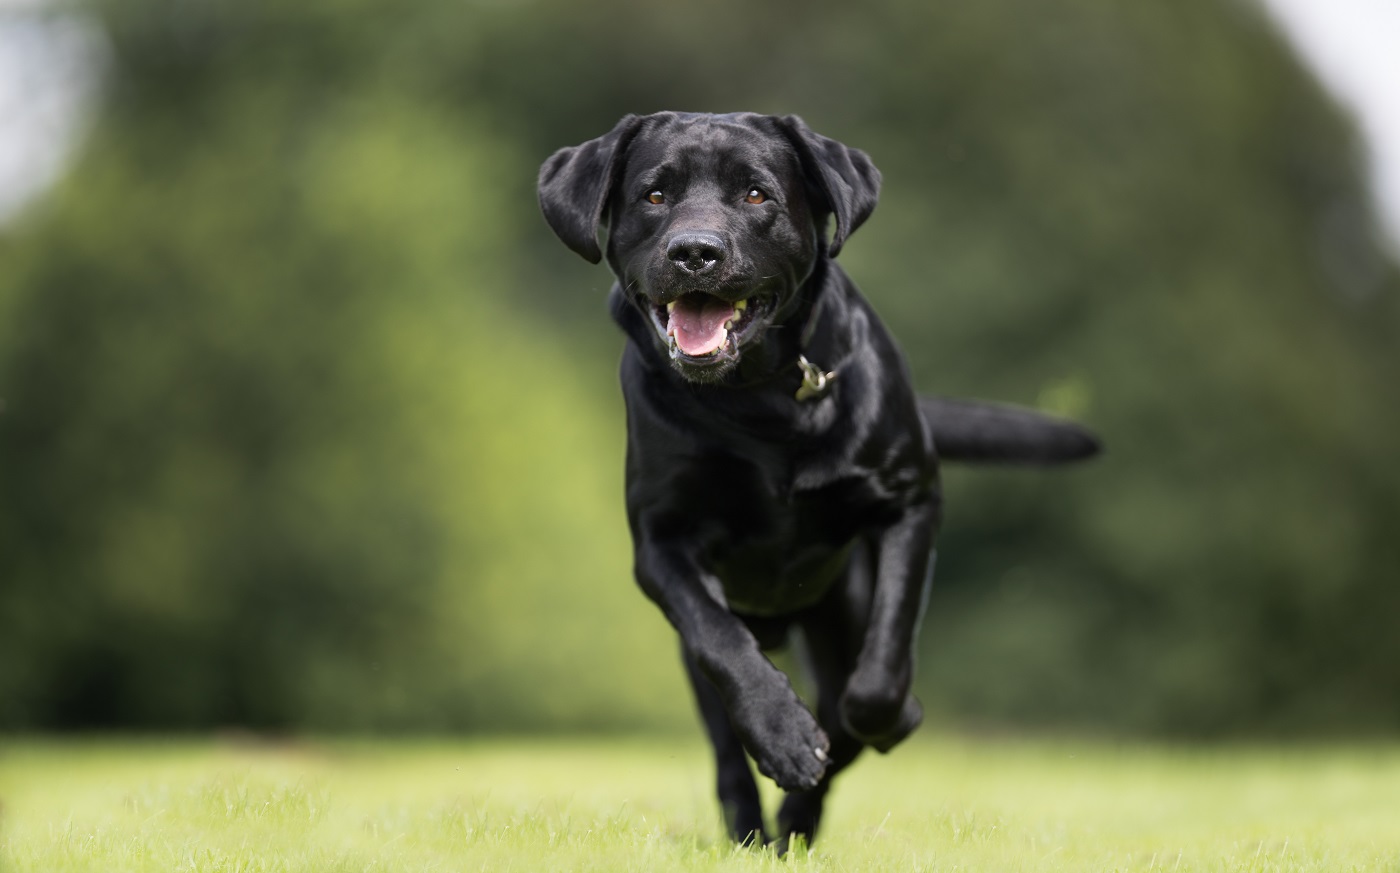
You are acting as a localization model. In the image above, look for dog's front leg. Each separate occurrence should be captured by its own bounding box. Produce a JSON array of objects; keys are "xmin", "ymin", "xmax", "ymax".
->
[
  {"xmin": 840, "ymin": 497, "xmax": 940, "ymax": 751},
  {"xmin": 634, "ymin": 540, "xmax": 831, "ymax": 791}
]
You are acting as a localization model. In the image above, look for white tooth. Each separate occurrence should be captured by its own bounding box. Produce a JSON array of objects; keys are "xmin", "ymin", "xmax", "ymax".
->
[
  {"xmin": 725, "ymin": 301, "xmax": 747, "ymax": 330},
  {"xmin": 667, "ymin": 301, "xmax": 678, "ymax": 313}
]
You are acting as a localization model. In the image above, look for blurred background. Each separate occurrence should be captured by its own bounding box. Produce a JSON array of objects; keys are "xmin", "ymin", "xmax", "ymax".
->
[{"xmin": 1, "ymin": 0, "xmax": 1397, "ymax": 739}]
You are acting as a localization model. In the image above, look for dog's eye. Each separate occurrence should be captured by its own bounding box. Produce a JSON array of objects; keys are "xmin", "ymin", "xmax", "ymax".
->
[
  {"xmin": 745, "ymin": 188, "xmax": 767, "ymax": 205},
  {"xmin": 646, "ymin": 190, "xmax": 665, "ymax": 205}
]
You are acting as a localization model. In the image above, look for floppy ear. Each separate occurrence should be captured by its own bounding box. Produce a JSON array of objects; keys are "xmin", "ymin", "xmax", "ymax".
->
[
  {"xmin": 537, "ymin": 115, "xmax": 643, "ymax": 264},
  {"xmin": 778, "ymin": 115, "xmax": 881, "ymax": 257}
]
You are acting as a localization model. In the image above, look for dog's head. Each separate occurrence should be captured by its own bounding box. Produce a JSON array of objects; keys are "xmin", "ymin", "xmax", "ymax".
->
[{"xmin": 538, "ymin": 112, "xmax": 880, "ymax": 382}]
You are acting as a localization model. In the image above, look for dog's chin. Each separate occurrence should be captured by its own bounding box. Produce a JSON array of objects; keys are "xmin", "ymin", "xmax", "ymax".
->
[{"xmin": 668, "ymin": 340, "xmax": 742, "ymax": 383}]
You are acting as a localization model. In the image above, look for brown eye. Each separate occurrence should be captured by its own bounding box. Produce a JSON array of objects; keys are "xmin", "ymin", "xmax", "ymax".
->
[
  {"xmin": 745, "ymin": 188, "xmax": 767, "ymax": 205},
  {"xmin": 646, "ymin": 190, "xmax": 665, "ymax": 204}
]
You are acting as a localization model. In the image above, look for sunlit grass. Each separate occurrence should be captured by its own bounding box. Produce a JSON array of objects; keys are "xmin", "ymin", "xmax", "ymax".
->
[{"xmin": 3, "ymin": 734, "xmax": 1399, "ymax": 871}]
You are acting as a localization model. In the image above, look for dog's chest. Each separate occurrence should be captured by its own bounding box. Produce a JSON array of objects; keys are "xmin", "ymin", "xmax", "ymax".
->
[{"xmin": 700, "ymin": 458, "xmax": 888, "ymax": 615}]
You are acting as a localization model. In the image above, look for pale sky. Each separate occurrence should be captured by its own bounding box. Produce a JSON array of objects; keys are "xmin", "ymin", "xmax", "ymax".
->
[
  {"xmin": 0, "ymin": 0, "xmax": 101, "ymax": 222},
  {"xmin": 1256, "ymin": 0, "xmax": 1400, "ymax": 246},
  {"xmin": 0, "ymin": 1, "xmax": 1398, "ymax": 243}
]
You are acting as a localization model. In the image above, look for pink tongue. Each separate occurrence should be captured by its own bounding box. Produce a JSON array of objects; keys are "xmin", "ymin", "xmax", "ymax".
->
[{"xmin": 668, "ymin": 296, "xmax": 735, "ymax": 356}]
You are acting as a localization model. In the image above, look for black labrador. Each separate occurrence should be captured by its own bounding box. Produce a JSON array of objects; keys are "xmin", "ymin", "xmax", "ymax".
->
[{"xmin": 538, "ymin": 112, "xmax": 1098, "ymax": 848}]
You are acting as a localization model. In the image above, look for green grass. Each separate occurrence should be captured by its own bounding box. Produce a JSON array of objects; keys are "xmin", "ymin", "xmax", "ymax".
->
[{"xmin": 3, "ymin": 734, "xmax": 1399, "ymax": 871}]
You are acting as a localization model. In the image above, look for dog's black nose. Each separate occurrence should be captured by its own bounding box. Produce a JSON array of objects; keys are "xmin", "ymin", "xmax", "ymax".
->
[{"xmin": 666, "ymin": 232, "xmax": 726, "ymax": 274}]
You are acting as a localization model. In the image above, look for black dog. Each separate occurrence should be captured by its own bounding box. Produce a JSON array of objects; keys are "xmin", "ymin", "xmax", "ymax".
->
[{"xmin": 538, "ymin": 112, "xmax": 1098, "ymax": 848}]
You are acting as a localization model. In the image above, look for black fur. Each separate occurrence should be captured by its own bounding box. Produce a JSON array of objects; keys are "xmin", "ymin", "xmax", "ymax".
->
[{"xmin": 538, "ymin": 112, "xmax": 1098, "ymax": 848}]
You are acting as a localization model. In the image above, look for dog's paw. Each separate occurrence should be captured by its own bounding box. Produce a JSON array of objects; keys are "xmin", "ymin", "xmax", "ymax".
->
[
  {"xmin": 775, "ymin": 787, "xmax": 826, "ymax": 854},
  {"xmin": 840, "ymin": 681, "xmax": 923, "ymax": 753},
  {"xmin": 736, "ymin": 701, "xmax": 830, "ymax": 792}
]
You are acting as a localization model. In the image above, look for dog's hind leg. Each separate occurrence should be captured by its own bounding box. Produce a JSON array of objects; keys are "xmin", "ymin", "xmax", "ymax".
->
[
  {"xmin": 775, "ymin": 545, "xmax": 877, "ymax": 851},
  {"xmin": 775, "ymin": 643, "xmax": 863, "ymax": 852},
  {"xmin": 682, "ymin": 647, "xmax": 768, "ymax": 845}
]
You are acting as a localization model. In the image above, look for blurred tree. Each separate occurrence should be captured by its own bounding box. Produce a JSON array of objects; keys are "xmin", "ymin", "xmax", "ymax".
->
[
  {"xmin": 0, "ymin": 2, "xmax": 686, "ymax": 731},
  {"xmin": 0, "ymin": 0, "xmax": 1396, "ymax": 735}
]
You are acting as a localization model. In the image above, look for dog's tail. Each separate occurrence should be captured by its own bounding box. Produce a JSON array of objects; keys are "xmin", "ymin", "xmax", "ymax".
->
[{"xmin": 919, "ymin": 396, "xmax": 1101, "ymax": 465}]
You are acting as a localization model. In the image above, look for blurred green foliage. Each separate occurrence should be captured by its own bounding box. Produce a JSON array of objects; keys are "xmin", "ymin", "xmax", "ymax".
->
[{"xmin": 1, "ymin": 0, "xmax": 1397, "ymax": 736}]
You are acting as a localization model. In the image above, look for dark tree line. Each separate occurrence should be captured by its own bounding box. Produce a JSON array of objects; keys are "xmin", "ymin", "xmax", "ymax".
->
[{"xmin": 1, "ymin": 0, "xmax": 1397, "ymax": 735}]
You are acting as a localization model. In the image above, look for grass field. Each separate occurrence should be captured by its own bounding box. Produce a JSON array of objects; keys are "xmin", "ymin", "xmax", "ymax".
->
[{"xmin": 3, "ymin": 734, "xmax": 1399, "ymax": 872}]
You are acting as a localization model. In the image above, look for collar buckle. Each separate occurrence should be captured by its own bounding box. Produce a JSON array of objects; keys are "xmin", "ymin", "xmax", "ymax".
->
[{"xmin": 796, "ymin": 354, "xmax": 836, "ymax": 402}]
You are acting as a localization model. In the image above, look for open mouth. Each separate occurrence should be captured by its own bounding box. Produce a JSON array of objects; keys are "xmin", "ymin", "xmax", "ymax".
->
[{"xmin": 649, "ymin": 292, "xmax": 769, "ymax": 364}]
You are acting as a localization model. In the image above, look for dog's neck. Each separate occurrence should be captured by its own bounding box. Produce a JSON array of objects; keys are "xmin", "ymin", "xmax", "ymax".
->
[{"xmin": 792, "ymin": 286, "xmax": 839, "ymax": 402}]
